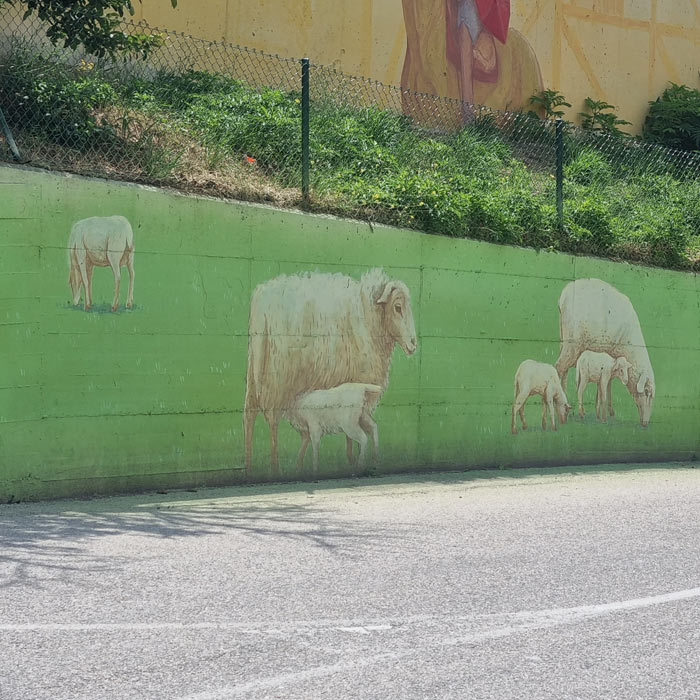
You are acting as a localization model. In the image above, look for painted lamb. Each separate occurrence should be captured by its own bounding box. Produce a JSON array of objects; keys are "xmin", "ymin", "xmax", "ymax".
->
[
  {"xmin": 575, "ymin": 351, "xmax": 632, "ymax": 421},
  {"xmin": 512, "ymin": 360, "xmax": 571, "ymax": 434},
  {"xmin": 285, "ymin": 383, "xmax": 382, "ymax": 474}
]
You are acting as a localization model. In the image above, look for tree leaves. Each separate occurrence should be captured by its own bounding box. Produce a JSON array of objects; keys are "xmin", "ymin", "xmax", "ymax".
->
[{"xmin": 3, "ymin": 0, "xmax": 177, "ymax": 59}]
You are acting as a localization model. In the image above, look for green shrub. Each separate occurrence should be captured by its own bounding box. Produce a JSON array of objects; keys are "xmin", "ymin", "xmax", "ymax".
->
[
  {"xmin": 565, "ymin": 149, "xmax": 612, "ymax": 187},
  {"xmin": 630, "ymin": 217, "xmax": 690, "ymax": 267},
  {"xmin": 579, "ymin": 98, "xmax": 631, "ymax": 137},
  {"xmin": 565, "ymin": 198, "xmax": 615, "ymax": 253},
  {"xmin": 643, "ymin": 83, "xmax": 700, "ymax": 151},
  {"xmin": 528, "ymin": 89, "xmax": 571, "ymax": 120},
  {"xmin": 1, "ymin": 49, "xmax": 118, "ymax": 146}
]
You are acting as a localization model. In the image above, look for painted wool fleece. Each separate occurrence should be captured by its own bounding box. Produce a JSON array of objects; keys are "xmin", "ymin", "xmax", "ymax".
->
[{"xmin": 245, "ymin": 268, "xmax": 418, "ymax": 418}]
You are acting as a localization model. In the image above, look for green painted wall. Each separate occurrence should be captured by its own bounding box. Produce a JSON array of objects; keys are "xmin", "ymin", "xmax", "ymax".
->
[{"xmin": 1, "ymin": 164, "xmax": 699, "ymax": 502}]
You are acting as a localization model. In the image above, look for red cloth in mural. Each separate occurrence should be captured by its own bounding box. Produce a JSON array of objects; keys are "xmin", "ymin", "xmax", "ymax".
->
[{"xmin": 475, "ymin": 0, "xmax": 510, "ymax": 44}]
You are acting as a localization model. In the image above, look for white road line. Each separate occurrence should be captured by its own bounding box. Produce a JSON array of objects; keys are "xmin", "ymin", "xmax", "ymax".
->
[
  {"xmin": 178, "ymin": 651, "xmax": 410, "ymax": 700},
  {"xmin": 3, "ymin": 586, "xmax": 700, "ymax": 634},
  {"xmin": 174, "ymin": 586, "xmax": 700, "ymax": 700}
]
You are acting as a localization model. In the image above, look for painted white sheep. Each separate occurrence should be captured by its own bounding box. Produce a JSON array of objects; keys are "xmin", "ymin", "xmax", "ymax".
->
[
  {"xmin": 575, "ymin": 351, "xmax": 632, "ymax": 421},
  {"xmin": 512, "ymin": 360, "xmax": 571, "ymax": 434},
  {"xmin": 68, "ymin": 215, "xmax": 135, "ymax": 312},
  {"xmin": 285, "ymin": 383, "xmax": 382, "ymax": 474},
  {"xmin": 244, "ymin": 268, "xmax": 417, "ymax": 474},
  {"xmin": 554, "ymin": 278, "xmax": 655, "ymax": 427}
]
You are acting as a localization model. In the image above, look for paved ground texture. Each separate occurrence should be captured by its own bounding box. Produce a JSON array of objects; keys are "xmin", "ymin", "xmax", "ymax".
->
[{"xmin": 2, "ymin": 463, "xmax": 700, "ymax": 700}]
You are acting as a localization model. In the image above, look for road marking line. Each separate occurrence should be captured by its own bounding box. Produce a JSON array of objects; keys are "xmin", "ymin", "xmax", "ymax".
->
[
  {"xmin": 3, "ymin": 587, "xmax": 692, "ymax": 699},
  {"xmin": 3, "ymin": 586, "xmax": 700, "ymax": 634}
]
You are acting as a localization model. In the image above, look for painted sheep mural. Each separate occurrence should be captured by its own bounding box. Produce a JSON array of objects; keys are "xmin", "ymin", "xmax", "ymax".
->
[
  {"xmin": 68, "ymin": 215, "xmax": 135, "ymax": 311},
  {"xmin": 555, "ymin": 278, "xmax": 655, "ymax": 427},
  {"xmin": 511, "ymin": 277, "xmax": 655, "ymax": 434},
  {"xmin": 243, "ymin": 268, "xmax": 417, "ymax": 475}
]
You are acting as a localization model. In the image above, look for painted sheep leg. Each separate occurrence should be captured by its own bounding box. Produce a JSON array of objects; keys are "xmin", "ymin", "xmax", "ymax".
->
[
  {"xmin": 346, "ymin": 426, "xmax": 369, "ymax": 467},
  {"xmin": 607, "ymin": 379, "xmax": 615, "ymax": 417},
  {"xmin": 243, "ymin": 406, "xmax": 256, "ymax": 474},
  {"xmin": 512, "ymin": 390, "xmax": 528, "ymax": 434},
  {"xmin": 546, "ymin": 394, "xmax": 558, "ymax": 431},
  {"xmin": 346, "ymin": 436, "xmax": 356, "ymax": 465},
  {"xmin": 577, "ymin": 376, "xmax": 586, "ymax": 419},
  {"xmin": 296, "ymin": 432, "xmax": 310, "ymax": 469},
  {"xmin": 595, "ymin": 384, "xmax": 602, "ymax": 420},
  {"xmin": 599, "ymin": 376, "xmax": 609, "ymax": 421},
  {"xmin": 309, "ymin": 427, "xmax": 322, "ymax": 476},
  {"xmin": 555, "ymin": 343, "xmax": 578, "ymax": 394},
  {"xmin": 107, "ymin": 249, "xmax": 122, "ymax": 311},
  {"xmin": 362, "ymin": 415, "xmax": 379, "ymax": 463},
  {"xmin": 76, "ymin": 254, "xmax": 91, "ymax": 311},
  {"xmin": 266, "ymin": 410, "xmax": 281, "ymax": 476},
  {"xmin": 126, "ymin": 250, "xmax": 135, "ymax": 309},
  {"xmin": 87, "ymin": 264, "xmax": 94, "ymax": 297},
  {"xmin": 541, "ymin": 397, "xmax": 548, "ymax": 431}
]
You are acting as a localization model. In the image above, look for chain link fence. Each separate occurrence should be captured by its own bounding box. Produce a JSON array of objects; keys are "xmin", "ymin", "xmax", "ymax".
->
[{"xmin": 1, "ymin": 4, "xmax": 699, "ymax": 269}]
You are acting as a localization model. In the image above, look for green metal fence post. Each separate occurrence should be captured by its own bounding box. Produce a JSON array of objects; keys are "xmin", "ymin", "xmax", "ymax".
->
[
  {"xmin": 0, "ymin": 108, "xmax": 21, "ymax": 162},
  {"xmin": 301, "ymin": 57, "xmax": 310, "ymax": 206},
  {"xmin": 555, "ymin": 118, "xmax": 564, "ymax": 231}
]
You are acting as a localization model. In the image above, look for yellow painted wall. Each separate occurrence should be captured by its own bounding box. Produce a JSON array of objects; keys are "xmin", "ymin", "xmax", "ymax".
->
[{"xmin": 137, "ymin": 1, "xmax": 700, "ymax": 132}]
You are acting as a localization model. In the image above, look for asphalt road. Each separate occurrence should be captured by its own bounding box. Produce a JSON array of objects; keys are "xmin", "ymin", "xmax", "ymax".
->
[{"xmin": 2, "ymin": 464, "xmax": 700, "ymax": 700}]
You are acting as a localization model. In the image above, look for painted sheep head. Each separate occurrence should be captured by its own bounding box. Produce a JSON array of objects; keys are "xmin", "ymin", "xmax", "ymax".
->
[
  {"xmin": 554, "ymin": 396, "xmax": 571, "ymax": 426},
  {"xmin": 376, "ymin": 280, "xmax": 417, "ymax": 356},
  {"xmin": 632, "ymin": 373, "xmax": 655, "ymax": 428},
  {"xmin": 613, "ymin": 356, "xmax": 632, "ymax": 385}
]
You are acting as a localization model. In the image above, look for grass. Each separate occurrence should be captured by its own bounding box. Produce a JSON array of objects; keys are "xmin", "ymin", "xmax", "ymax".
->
[{"xmin": 1, "ymin": 45, "xmax": 699, "ymax": 271}]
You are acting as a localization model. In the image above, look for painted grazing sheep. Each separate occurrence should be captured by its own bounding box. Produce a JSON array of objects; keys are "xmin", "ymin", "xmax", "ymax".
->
[
  {"xmin": 244, "ymin": 268, "xmax": 417, "ymax": 474},
  {"xmin": 512, "ymin": 360, "xmax": 570, "ymax": 434},
  {"xmin": 68, "ymin": 215, "xmax": 135, "ymax": 311},
  {"xmin": 554, "ymin": 278, "xmax": 655, "ymax": 427},
  {"xmin": 285, "ymin": 383, "xmax": 382, "ymax": 474},
  {"xmin": 575, "ymin": 351, "xmax": 632, "ymax": 421}
]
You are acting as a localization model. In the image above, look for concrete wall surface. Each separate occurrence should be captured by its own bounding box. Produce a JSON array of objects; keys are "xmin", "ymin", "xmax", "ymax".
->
[{"xmin": 1, "ymin": 163, "xmax": 699, "ymax": 502}]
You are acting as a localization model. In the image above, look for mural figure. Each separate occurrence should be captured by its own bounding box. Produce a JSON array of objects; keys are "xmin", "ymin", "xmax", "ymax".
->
[
  {"xmin": 511, "ymin": 359, "xmax": 570, "ymax": 434},
  {"xmin": 285, "ymin": 382, "xmax": 382, "ymax": 474},
  {"xmin": 575, "ymin": 351, "xmax": 632, "ymax": 422},
  {"xmin": 400, "ymin": 0, "xmax": 542, "ymax": 123},
  {"xmin": 68, "ymin": 215, "xmax": 135, "ymax": 311},
  {"xmin": 244, "ymin": 268, "xmax": 417, "ymax": 475},
  {"xmin": 555, "ymin": 279, "xmax": 655, "ymax": 427}
]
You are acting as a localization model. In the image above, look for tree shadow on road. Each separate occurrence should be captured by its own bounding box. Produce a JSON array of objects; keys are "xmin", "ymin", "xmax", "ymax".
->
[{"xmin": 0, "ymin": 497, "xmax": 395, "ymax": 590}]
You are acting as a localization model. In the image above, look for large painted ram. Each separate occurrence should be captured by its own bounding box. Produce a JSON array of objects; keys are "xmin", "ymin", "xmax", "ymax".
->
[{"xmin": 244, "ymin": 268, "xmax": 418, "ymax": 474}]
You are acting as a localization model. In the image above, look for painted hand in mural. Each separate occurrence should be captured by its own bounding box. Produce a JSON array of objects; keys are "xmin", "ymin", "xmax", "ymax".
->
[
  {"xmin": 453, "ymin": 0, "xmax": 507, "ymax": 107},
  {"xmin": 401, "ymin": 0, "xmax": 542, "ymax": 122},
  {"xmin": 68, "ymin": 215, "xmax": 135, "ymax": 312},
  {"xmin": 243, "ymin": 268, "xmax": 417, "ymax": 475}
]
